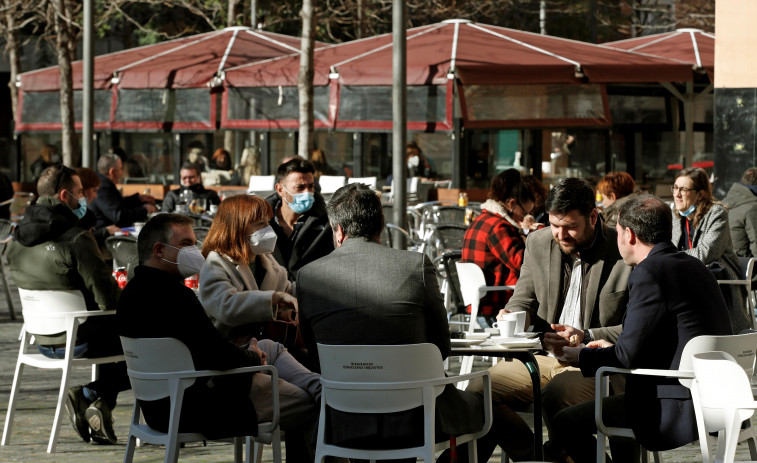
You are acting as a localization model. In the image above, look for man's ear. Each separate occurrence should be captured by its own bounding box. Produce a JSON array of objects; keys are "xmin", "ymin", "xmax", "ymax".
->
[
  {"xmin": 153, "ymin": 241, "xmax": 164, "ymax": 259},
  {"xmin": 57, "ymin": 189, "xmax": 68, "ymax": 203},
  {"xmin": 333, "ymin": 224, "xmax": 345, "ymax": 247},
  {"xmin": 589, "ymin": 208, "xmax": 598, "ymax": 227}
]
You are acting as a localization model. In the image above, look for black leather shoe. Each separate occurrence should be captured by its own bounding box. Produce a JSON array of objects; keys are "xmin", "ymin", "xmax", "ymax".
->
[
  {"xmin": 65, "ymin": 386, "xmax": 91, "ymax": 443},
  {"xmin": 86, "ymin": 398, "xmax": 117, "ymax": 444}
]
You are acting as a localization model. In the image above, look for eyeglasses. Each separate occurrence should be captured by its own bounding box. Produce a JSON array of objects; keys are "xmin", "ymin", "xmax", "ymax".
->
[
  {"xmin": 516, "ymin": 201, "xmax": 534, "ymax": 215},
  {"xmin": 671, "ymin": 185, "xmax": 698, "ymax": 195},
  {"xmin": 54, "ymin": 165, "xmax": 75, "ymax": 194}
]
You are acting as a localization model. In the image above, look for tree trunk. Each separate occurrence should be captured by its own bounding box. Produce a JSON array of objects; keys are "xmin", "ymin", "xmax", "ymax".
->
[
  {"xmin": 4, "ymin": 6, "xmax": 20, "ymax": 123},
  {"xmin": 227, "ymin": 0, "xmax": 236, "ymax": 26},
  {"xmin": 297, "ymin": 0, "xmax": 315, "ymax": 159},
  {"xmin": 54, "ymin": 0, "xmax": 75, "ymax": 166}
]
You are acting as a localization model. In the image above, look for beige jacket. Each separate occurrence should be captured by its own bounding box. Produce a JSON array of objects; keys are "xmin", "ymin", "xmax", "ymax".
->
[{"xmin": 199, "ymin": 251, "xmax": 292, "ymax": 338}]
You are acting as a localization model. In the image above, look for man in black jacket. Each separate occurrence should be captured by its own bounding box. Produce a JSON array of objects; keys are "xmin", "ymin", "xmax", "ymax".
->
[
  {"xmin": 161, "ymin": 163, "xmax": 221, "ymax": 213},
  {"xmin": 118, "ymin": 213, "xmax": 321, "ymax": 460},
  {"xmin": 88, "ymin": 154, "xmax": 157, "ymax": 229},
  {"xmin": 266, "ymin": 158, "xmax": 333, "ymax": 281}
]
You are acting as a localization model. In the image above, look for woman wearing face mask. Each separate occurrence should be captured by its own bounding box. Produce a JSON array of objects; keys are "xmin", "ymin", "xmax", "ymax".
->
[
  {"xmin": 461, "ymin": 169, "xmax": 538, "ymax": 327},
  {"xmin": 199, "ymin": 194, "xmax": 298, "ymax": 347},
  {"xmin": 671, "ymin": 167, "xmax": 750, "ymax": 333}
]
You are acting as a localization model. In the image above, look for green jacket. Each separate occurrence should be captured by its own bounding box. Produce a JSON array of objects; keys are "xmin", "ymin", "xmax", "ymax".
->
[
  {"xmin": 722, "ymin": 182, "xmax": 757, "ymax": 258},
  {"xmin": 7, "ymin": 196, "xmax": 121, "ymax": 329}
]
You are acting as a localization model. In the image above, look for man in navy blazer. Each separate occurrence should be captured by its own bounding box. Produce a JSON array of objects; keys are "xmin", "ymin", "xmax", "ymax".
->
[{"xmin": 554, "ymin": 194, "xmax": 732, "ymax": 462}]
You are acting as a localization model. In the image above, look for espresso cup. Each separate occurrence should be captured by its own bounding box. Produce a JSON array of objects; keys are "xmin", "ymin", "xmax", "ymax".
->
[{"xmin": 493, "ymin": 319, "xmax": 516, "ymax": 337}]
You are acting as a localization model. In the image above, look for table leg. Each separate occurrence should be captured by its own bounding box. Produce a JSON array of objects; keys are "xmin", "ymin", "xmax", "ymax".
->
[{"xmin": 510, "ymin": 352, "xmax": 543, "ymax": 460}]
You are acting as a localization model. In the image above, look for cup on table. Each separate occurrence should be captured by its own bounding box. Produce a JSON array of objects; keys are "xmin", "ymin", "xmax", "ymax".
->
[
  {"xmin": 133, "ymin": 222, "xmax": 146, "ymax": 235},
  {"xmin": 500, "ymin": 311, "xmax": 527, "ymax": 334},
  {"xmin": 493, "ymin": 319, "xmax": 516, "ymax": 337},
  {"xmin": 209, "ymin": 204, "xmax": 218, "ymax": 215}
]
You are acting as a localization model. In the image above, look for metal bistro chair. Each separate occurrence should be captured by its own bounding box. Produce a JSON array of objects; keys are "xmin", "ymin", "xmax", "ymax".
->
[
  {"xmin": 105, "ymin": 235, "xmax": 139, "ymax": 281},
  {"xmin": 193, "ymin": 226, "xmax": 211, "ymax": 251},
  {"xmin": 0, "ymin": 218, "xmax": 17, "ymax": 319},
  {"xmin": 437, "ymin": 250, "xmax": 465, "ymax": 325},
  {"xmin": 422, "ymin": 224, "xmax": 468, "ymax": 261},
  {"xmin": 719, "ymin": 257, "xmax": 757, "ymax": 329}
]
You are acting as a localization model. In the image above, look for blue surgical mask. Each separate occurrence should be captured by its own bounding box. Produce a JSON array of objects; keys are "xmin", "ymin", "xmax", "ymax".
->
[
  {"xmin": 283, "ymin": 187, "xmax": 314, "ymax": 214},
  {"xmin": 678, "ymin": 205, "xmax": 696, "ymax": 217},
  {"xmin": 66, "ymin": 191, "xmax": 87, "ymax": 219}
]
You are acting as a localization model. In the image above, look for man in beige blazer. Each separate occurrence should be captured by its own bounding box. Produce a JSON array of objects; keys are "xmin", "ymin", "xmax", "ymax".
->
[{"xmin": 467, "ymin": 177, "xmax": 632, "ymax": 461}]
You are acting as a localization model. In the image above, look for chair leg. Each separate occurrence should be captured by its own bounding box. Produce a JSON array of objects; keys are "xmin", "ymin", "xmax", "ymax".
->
[
  {"xmin": 233, "ymin": 436, "xmax": 243, "ymax": 463},
  {"xmin": 596, "ymin": 431, "xmax": 608, "ymax": 463},
  {"xmin": 271, "ymin": 429, "xmax": 282, "ymax": 463},
  {"xmin": 48, "ymin": 365, "xmax": 73, "ymax": 453},
  {"xmin": 467, "ymin": 438, "xmax": 478, "ymax": 463},
  {"xmin": 124, "ymin": 433, "xmax": 138, "ymax": 463},
  {"xmin": 1, "ymin": 361, "xmax": 25, "ymax": 445}
]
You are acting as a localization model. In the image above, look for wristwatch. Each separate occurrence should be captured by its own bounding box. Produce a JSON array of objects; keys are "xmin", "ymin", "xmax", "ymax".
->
[{"xmin": 583, "ymin": 329, "xmax": 594, "ymax": 343}]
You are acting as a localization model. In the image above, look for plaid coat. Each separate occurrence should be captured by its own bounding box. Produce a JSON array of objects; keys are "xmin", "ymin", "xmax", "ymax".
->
[{"xmin": 461, "ymin": 200, "xmax": 525, "ymax": 315}]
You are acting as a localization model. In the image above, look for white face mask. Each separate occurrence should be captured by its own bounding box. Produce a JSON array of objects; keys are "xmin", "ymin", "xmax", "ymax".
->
[
  {"xmin": 249, "ymin": 225, "xmax": 278, "ymax": 255},
  {"xmin": 161, "ymin": 243, "xmax": 205, "ymax": 278},
  {"xmin": 407, "ymin": 155, "xmax": 420, "ymax": 168}
]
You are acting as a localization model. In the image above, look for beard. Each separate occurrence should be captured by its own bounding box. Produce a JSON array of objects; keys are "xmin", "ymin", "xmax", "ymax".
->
[{"xmin": 554, "ymin": 224, "xmax": 595, "ymax": 256}]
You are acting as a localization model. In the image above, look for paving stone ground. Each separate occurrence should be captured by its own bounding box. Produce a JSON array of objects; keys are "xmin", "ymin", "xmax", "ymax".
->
[{"xmin": 0, "ymin": 267, "xmax": 749, "ymax": 462}]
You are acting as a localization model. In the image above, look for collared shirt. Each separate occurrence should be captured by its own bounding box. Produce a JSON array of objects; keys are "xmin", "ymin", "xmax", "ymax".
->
[
  {"xmin": 554, "ymin": 225, "xmax": 601, "ymax": 324},
  {"xmin": 558, "ymin": 256, "xmax": 583, "ymax": 328}
]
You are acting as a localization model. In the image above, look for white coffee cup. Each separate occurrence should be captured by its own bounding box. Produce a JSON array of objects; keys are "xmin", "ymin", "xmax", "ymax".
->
[
  {"xmin": 209, "ymin": 204, "xmax": 218, "ymax": 215},
  {"xmin": 133, "ymin": 222, "xmax": 146, "ymax": 235},
  {"xmin": 493, "ymin": 319, "xmax": 516, "ymax": 337},
  {"xmin": 500, "ymin": 311, "xmax": 527, "ymax": 334}
]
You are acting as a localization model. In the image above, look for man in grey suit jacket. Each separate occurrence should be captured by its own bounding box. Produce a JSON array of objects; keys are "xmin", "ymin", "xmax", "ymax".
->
[
  {"xmin": 467, "ymin": 178, "xmax": 632, "ymax": 461},
  {"xmin": 298, "ymin": 183, "xmax": 488, "ymax": 457}
]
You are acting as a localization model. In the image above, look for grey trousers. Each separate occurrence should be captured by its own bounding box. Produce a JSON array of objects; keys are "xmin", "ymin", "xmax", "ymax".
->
[{"xmin": 251, "ymin": 339, "xmax": 321, "ymax": 462}]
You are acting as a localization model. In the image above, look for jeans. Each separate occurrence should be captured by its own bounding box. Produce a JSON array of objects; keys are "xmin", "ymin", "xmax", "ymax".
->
[{"xmin": 38, "ymin": 342, "xmax": 90, "ymax": 359}]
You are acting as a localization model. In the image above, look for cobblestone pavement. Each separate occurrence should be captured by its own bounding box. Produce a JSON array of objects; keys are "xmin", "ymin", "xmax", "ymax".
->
[{"xmin": 0, "ymin": 268, "xmax": 751, "ymax": 462}]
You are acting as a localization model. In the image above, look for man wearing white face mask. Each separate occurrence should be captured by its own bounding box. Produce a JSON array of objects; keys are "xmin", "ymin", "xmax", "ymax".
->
[
  {"xmin": 266, "ymin": 158, "xmax": 334, "ymax": 281},
  {"xmin": 7, "ymin": 165, "xmax": 130, "ymax": 446},
  {"xmin": 120, "ymin": 213, "xmax": 321, "ymax": 461}
]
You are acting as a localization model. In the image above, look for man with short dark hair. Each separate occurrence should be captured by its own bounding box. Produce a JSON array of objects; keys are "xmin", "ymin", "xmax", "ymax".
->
[
  {"xmin": 88, "ymin": 153, "xmax": 157, "ymax": 228},
  {"xmin": 723, "ymin": 167, "xmax": 757, "ymax": 257},
  {"xmin": 298, "ymin": 183, "xmax": 490, "ymax": 457},
  {"xmin": 119, "ymin": 213, "xmax": 321, "ymax": 461},
  {"xmin": 161, "ymin": 163, "xmax": 221, "ymax": 213},
  {"xmin": 7, "ymin": 164, "xmax": 130, "ymax": 445},
  {"xmin": 553, "ymin": 194, "xmax": 732, "ymax": 462},
  {"xmin": 467, "ymin": 177, "xmax": 633, "ymax": 460},
  {"xmin": 266, "ymin": 158, "xmax": 333, "ymax": 281}
]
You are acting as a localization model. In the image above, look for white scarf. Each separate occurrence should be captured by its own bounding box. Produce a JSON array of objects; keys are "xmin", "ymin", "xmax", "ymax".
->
[{"xmin": 481, "ymin": 199, "xmax": 521, "ymax": 229}]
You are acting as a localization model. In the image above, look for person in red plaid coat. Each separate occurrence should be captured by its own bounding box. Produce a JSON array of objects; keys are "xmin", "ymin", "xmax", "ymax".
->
[{"xmin": 461, "ymin": 169, "xmax": 539, "ymax": 325}]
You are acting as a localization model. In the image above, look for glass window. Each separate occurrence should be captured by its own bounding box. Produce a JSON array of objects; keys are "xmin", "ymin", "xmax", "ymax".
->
[
  {"xmin": 463, "ymin": 84, "xmax": 606, "ymax": 122},
  {"xmin": 609, "ymin": 94, "xmax": 667, "ymax": 125},
  {"xmin": 226, "ymin": 86, "xmax": 330, "ymax": 124},
  {"xmin": 21, "ymin": 90, "xmax": 111, "ymax": 124},
  {"xmin": 339, "ymin": 86, "xmax": 447, "ymax": 122}
]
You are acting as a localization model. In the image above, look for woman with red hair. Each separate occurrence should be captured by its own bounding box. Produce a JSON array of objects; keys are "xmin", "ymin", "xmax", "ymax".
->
[
  {"xmin": 199, "ymin": 194, "xmax": 297, "ymax": 345},
  {"xmin": 597, "ymin": 171, "xmax": 635, "ymax": 227}
]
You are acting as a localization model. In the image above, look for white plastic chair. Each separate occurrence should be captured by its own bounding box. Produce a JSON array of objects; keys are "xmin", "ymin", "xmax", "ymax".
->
[
  {"xmin": 2, "ymin": 289, "xmax": 124, "ymax": 453},
  {"xmin": 120, "ymin": 336, "xmax": 281, "ymax": 463},
  {"xmin": 314, "ymin": 343, "xmax": 492, "ymax": 463},
  {"xmin": 318, "ymin": 175, "xmax": 347, "ymax": 194},
  {"xmin": 692, "ymin": 351, "xmax": 757, "ymax": 463},
  {"xmin": 247, "ymin": 175, "xmax": 275, "ymax": 194},
  {"xmin": 455, "ymin": 262, "xmax": 515, "ymax": 389},
  {"xmin": 595, "ymin": 332, "xmax": 757, "ymax": 463},
  {"xmin": 347, "ymin": 176, "xmax": 378, "ymax": 190},
  {"xmin": 718, "ymin": 257, "xmax": 757, "ymax": 329}
]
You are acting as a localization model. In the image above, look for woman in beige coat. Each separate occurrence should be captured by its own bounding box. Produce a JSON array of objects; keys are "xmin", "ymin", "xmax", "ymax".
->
[{"xmin": 199, "ymin": 194, "xmax": 297, "ymax": 345}]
